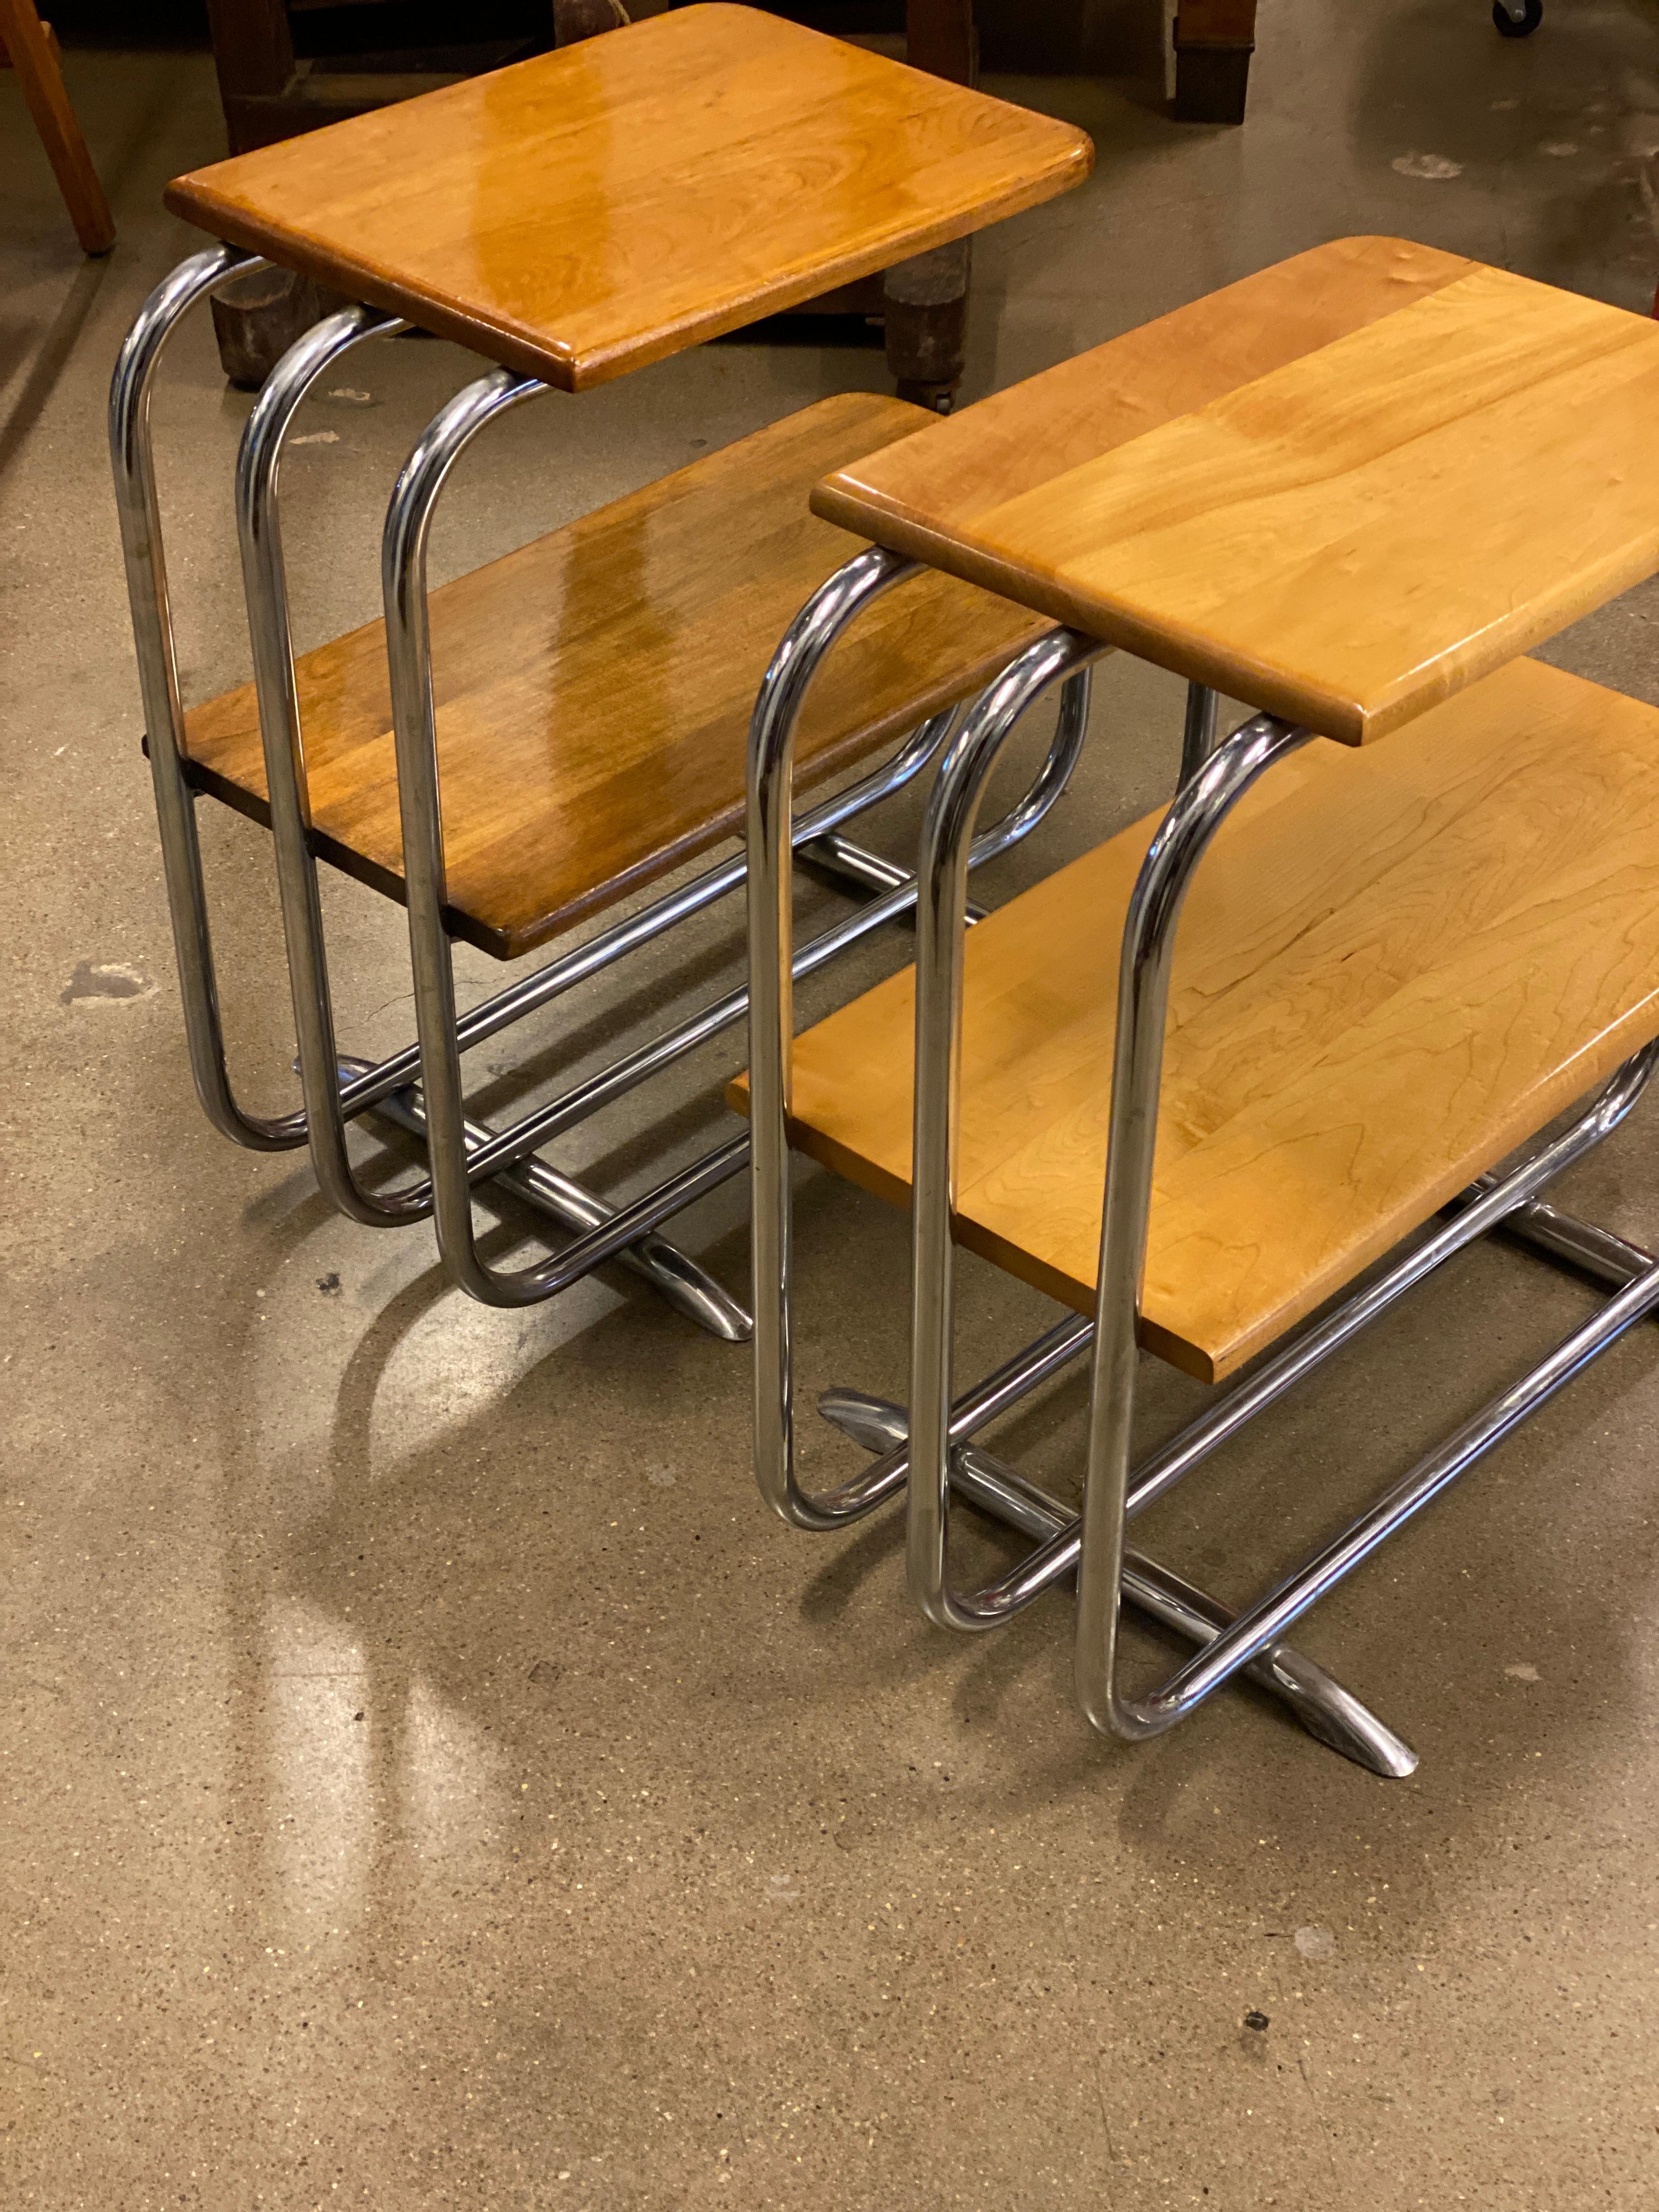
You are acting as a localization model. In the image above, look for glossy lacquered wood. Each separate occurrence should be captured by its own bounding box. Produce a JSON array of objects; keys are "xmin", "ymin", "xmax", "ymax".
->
[
  {"xmin": 815, "ymin": 241, "xmax": 1659, "ymax": 743},
  {"xmin": 731, "ymin": 658, "xmax": 1659, "ymax": 1383},
  {"xmin": 163, "ymin": 4, "xmax": 1092, "ymax": 391},
  {"xmin": 183, "ymin": 393, "xmax": 1047, "ymax": 959}
]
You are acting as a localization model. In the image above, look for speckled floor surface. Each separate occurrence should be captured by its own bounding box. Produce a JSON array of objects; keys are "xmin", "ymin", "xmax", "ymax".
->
[{"xmin": 6, "ymin": 5, "xmax": 1659, "ymax": 2206}]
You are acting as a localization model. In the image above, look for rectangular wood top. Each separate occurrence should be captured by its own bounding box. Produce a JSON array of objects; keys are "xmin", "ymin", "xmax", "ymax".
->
[
  {"xmin": 732, "ymin": 657, "xmax": 1659, "ymax": 1381},
  {"xmin": 814, "ymin": 240, "xmax": 1659, "ymax": 742},
  {"xmin": 182, "ymin": 393, "xmax": 1047, "ymax": 959},
  {"xmin": 163, "ymin": 5, "xmax": 1091, "ymax": 390}
]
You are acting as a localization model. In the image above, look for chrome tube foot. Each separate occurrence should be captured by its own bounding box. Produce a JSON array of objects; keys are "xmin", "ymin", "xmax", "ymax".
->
[
  {"xmin": 338, "ymin": 1058, "xmax": 751, "ymax": 1341},
  {"xmin": 817, "ymin": 1385, "xmax": 1418, "ymax": 1778}
]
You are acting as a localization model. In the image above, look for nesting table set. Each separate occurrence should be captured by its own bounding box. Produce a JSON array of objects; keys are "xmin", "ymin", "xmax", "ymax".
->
[{"xmin": 114, "ymin": 8, "xmax": 1659, "ymax": 1777}]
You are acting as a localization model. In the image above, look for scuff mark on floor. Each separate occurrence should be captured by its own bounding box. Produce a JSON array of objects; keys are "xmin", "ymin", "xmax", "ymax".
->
[{"xmin": 60, "ymin": 959, "xmax": 155, "ymax": 1006}]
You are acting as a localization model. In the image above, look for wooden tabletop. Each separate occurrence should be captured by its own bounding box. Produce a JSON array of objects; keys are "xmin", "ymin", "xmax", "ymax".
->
[
  {"xmin": 164, "ymin": 5, "xmax": 1091, "ymax": 390},
  {"xmin": 815, "ymin": 239, "xmax": 1659, "ymax": 742},
  {"xmin": 738, "ymin": 656, "xmax": 1659, "ymax": 1381}
]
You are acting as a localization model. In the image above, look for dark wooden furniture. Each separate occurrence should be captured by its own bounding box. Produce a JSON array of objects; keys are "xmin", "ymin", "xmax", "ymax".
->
[{"xmin": 1173, "ymin": 0, "xmax": 1258, "ymax": 126}]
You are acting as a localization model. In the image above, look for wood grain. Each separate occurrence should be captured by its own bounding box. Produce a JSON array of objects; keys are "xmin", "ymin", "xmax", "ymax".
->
[
  {"xmin": 730, "ymin": 657, "xmax": 1659, "ymax": 1382},
  {"xmin": 163, "ymin": 4, "xmax": 1091, "ymax": 391},
  {"xmin": 814, "ymin": 241, "xmax": 1471, "ymax": 554},
  {"xmin": 183, "ymin": 393, "xmax": 1047, "ymax": 960},
  {"xmin": 815, "ymin": 244, "xmax": 1659, "ymax": 742}
]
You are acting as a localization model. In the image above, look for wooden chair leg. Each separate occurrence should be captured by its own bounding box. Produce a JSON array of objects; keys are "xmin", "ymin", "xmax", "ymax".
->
[
  {"xmin": 208, "ymin": 265, "xmax": 353, "ymax": 392},
  {"xmin": 0, "ymin": 0, "xmax": 114, "ymax": 254}
]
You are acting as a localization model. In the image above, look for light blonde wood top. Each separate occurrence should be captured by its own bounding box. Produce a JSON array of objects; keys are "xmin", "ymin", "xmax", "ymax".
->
[
  {"xmin": 183, "ymin": 393, "xmax": 1047, "ymax": 960},
  {"xmin": 815, "ymin": 241, "xmax": 1659, "ymax": 742},
  {"xmin": 730, "ymin": 657, "xmax": 1659, "ymax": 1382},
  {"xmin": 163, "ymin": 5, "xmax": 1091, "ymax": 390}
]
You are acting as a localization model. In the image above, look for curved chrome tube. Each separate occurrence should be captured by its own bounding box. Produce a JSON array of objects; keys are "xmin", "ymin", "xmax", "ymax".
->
[
  {"xmin": 750, "ymin": 548, "xmax": 938, "ymax": 1525},
  {"xmin": 905, "ymin": 630, "xmax": 1107, "ymax": 1624},
  {"xmin": 814, "ymin": 1377, "xmax": 1418, "ymax": 1777},
  {"xmin": 382, "ymin": 372, "xmax": 773, "ymax": 1318},
  {"xmin": 235, "ymin": 305, "xmax": 421, "ymax": 1223},
  {"xmin": 1078, "ymin": 1031, "xmax": 1659, "ymax": 1740},
  {"xmin": 108, "ymin": 245, "xmax": 306, "ymax": 1150},
  {"xmin": 747, "ymin": 555, "xmax": 1098, "ymax": 1531},
  {"xmin": 1073, "ymin": 713, "xmax": 1313, "ymax": 1729}
]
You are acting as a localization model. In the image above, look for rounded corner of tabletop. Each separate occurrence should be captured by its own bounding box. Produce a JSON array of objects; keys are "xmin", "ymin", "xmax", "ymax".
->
[{"xmin": 155, "ymin": 5, "xmax": 1096, "ymax": 396}]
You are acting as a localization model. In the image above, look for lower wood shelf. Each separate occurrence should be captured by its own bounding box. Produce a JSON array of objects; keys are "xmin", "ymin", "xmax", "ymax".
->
[
  {"xmin": 182, "ymin": 390, "xmax": 1046, "ymax": 959},
  {"xmin": 733, "ymin": 656, "xmax": 1659, "ymax": 1381}
]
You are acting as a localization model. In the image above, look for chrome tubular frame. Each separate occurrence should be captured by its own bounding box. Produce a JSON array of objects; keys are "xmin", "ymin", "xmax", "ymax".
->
[
  {"xmin": 114, "ymin": 256, "xmax": 1018, "ymax": 1338},
  {"xmin": 747, "ymin": 551, "xmax": 1098, "ymax": 1532},
  {"xmin": 1079, "ymin": 716, "xmax": 1659, "ymax": 1740},
  {"xmin": 377, "ymin": 405, "xmax": 1064, "ymax": 1311},
  {"xmin": 755, "ymin": 619, "xmax": 1414, "ymax": 1771},
  {"xmin": 236, "ymin": 302, "xmax": 420, "ymax": 1227},
  {"xmin": 1073, "ymin": 719, "xmax": 1659, "ymax": 1735},
  {"xmin": 812, "ymin": 632, "xmax": 1659, "ymax": 1771},
  {"xmin": 110, "ymin": 244, "xmax": 294, "ymax": 1150},
  {"xmin": 1178, "ymin": 680, "xmax": 1221, "ymax": 787}
]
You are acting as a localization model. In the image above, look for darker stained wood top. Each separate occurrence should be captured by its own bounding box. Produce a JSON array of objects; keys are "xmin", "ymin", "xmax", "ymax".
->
[
  {"xmin": 182, "ymin": 392, "xmax": 1049, "ymax": 960},
  {"xmin": 164, "ymin": 4, "xmax": 1092, "ymax": 390}
]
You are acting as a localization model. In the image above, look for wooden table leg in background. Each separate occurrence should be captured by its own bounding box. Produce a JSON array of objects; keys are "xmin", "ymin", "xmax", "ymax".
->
[
  {"xmin": 883, "ymin": 0, "xmax": 977, "ymax": 410},
  {"xmin": 552, "ymin": 1, "xmax": 631, "ymax": 41},
  {"xmin": 1173, "ymin": 0, "xmax": 1257, "ymax": 125},
  {"xmin": 0, "ymin": 0, "xmax": 114, "ymax": 253}
]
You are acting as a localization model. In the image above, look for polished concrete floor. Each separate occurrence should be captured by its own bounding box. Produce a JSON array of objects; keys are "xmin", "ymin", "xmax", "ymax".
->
[{"xmin": 7, "ymin": 5, "xmax": 1659, "ymax": 2207}]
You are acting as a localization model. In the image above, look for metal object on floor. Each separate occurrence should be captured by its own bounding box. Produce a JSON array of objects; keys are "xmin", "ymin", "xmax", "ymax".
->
[{"xmin": 1493, "ymin": 0, "xmax": 1542, "ymax": 36}]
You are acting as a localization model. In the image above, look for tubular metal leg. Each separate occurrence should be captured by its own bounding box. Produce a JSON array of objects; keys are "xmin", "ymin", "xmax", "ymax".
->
[
  {"xmin": 1071, "ymin": 725, "xmax": 1659, "ymax": 1743},
  {"xmin": 375, "ymin": 367, "xmax": 783, "ymax": 1322},
  {"xmin": 746, "ymin": 553, "xmax": 1101, "ymax": 1528},
  {"xmin": 236, "ymin": 311, "xmax": 749, "ymax": 1338},
  {"xmin": 382, "ymin": 407, "xmax": 1082, "ymax": 1311},
  {"xmin": 1178, "ymin": 681, "xmax": 1221, "ymax": 788},
  {"xmin": 905, "ymin": 632, "xmax": 1122, "ymax": 1626},
  {"xmin": 236, "ymin": 306, "xmax": 426, "ymax": 1227},
  {"xmin": 109, "ymin": 246, "xmax": 306, "ymax": 1151},
  {"xmin": 338, "ymin": 1058, "xmax": 751, "ymax": 1340}
]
